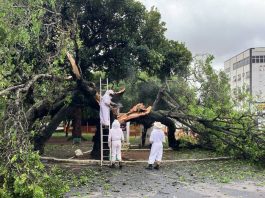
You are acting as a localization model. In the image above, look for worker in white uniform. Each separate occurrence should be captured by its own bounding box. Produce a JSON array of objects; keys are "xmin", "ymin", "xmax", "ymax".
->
[
  {"xmin": 100, "ymin": 90, "xmax": 115, "ymax": 127},
  {"xmin": 146, "ymin": 121, "xmax": 166, "ymax": 170},
  {"xmin": 108, "ymin": 119, "xmax": 124, "ymax": 168}
]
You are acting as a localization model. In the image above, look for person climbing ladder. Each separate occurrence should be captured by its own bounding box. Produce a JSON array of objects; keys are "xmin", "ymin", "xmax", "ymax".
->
[{"xmin": 100, "ymin": 90, "xmax": 115, "ymax": 127}]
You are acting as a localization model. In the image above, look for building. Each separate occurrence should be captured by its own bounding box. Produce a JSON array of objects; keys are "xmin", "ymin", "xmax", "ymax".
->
[{"xmin": 224, "ymin": 47, "xmax": 265, "ymax": 102}]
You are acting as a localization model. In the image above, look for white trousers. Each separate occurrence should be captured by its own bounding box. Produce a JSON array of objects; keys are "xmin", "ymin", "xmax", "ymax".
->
[
  {"xmin": 148, "ymin": 143, "xmax": 163, "ymax": 164},
  {"xmin": 111, "ymin": 140, "xmax": 122, "ymax": 162}
]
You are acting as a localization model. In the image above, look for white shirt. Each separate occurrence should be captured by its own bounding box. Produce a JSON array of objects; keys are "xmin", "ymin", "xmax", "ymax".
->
[
  {"xmin": 108, "ymin": 120, "xmax": 124, "ymax": 142},
  {"xmin": 99, "ymin": 91, "xmax": 113, "ymax": 125},
  {"xmin": 150, "ymin": 128, "xmax": 165, "ymax": 144}
]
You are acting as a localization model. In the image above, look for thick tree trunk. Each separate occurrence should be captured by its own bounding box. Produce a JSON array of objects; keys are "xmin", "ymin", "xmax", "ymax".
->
[
  {"xmin": 72, "ymin": 107, "xmax": 82, "ymax": 141},
  {"xmin": 141, "ymin": 127, "xmax": 148, "ymax": 146},
  {"xmin": 34, "ymin": 105, "xmax": 73, "ymax": 154},
  {"xmin": 91, "ymin": 126, "xmax": 111, "ymax": 160},
  {"xmin": 91, "ymin": 123, "xmax": 101, "ymax": 159}
]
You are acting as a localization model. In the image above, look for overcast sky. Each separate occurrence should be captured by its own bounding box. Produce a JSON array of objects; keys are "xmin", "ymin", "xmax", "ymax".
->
[{"xmin": 139, "ymin": 0, "xmax": 265, "ymax": 70}]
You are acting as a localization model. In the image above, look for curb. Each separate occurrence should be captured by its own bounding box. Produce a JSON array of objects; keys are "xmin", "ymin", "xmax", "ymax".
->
[{"xmin": 41, "ymin": 156, "xmax": 233, "ymax": 165}]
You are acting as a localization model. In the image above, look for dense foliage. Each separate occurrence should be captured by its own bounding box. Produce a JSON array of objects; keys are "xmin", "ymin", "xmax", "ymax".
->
[
  {"xmin": 154, "ymin": 55, "xmax": 265, "ymax": 162},
  {"xmin": 0, "ymin": 0, "xmax": 192, "ymax": 196},
  {"xmin": 0, "ymin": 0, "xmax": 71, "ymax": 197}
]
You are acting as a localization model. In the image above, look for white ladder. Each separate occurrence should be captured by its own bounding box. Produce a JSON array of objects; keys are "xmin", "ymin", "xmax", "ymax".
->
[{"xmin": 100, "ymin": 78, "xmax": 111, "ymax": 166}]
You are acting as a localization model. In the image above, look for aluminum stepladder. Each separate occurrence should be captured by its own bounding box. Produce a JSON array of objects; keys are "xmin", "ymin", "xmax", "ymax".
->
[{"xmin": 100, "ymin": 78, "xmax": 112, "ymax": 166}]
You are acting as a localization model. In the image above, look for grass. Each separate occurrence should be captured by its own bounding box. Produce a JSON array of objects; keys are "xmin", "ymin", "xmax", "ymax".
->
[
  {"xmin": 52, "ymin": 166, "xmax": 111, "ymax": 196},
  {"xmin": 167, "ymin": 159, "xmax": 265, "ymax": 184},
  {"xmin": 52, "ymin": 132, "xmax": 143, "ymax": 144},
  {"xmin": 60, "ymin": 158, "xmax": 265, "ymax": 197},
  {"xmin": 52, "ymin": 132, "xmax": 94, "ymax": 141},
  {"xmin": 46, "ymin": 150, "xmax": 265, "ymax": 197},
  {"xmin": 171, "ymin": 148, "xmax": 225, "ymax": 160},
  {"xmin": 45, "ymin": 134, "xmax": 226, "ymax": 160}
]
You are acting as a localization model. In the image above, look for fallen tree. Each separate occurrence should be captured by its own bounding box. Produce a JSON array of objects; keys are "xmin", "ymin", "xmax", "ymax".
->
[
  {"xmin": 2, "ymin": 53, "xmax": 265, "ymax": 162},
  {"xmin": 1, "ymin": 0, "xmax": 265, "ymax": 169}
]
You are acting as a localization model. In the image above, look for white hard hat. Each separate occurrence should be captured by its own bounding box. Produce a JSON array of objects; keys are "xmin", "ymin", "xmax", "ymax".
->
[
  {"xmin": 153, "ymin": 122, "xmax": 164, "ymax": 129},
  {"xmin": 107, "ymin": 90, "xmax": 114, "ymax": 95}
]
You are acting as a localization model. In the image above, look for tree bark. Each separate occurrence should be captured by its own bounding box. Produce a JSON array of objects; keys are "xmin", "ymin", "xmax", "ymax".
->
[
  {"xmin": 91, "ymin": 123, "xmax": 101, "ymax": 159},
  {"xmin": 72, "ymin": 107, "xmax": 82, "ymax": 141},
  {"xmin": 34, "ymin": 105, "xmax": 73, "ymax": 154}
]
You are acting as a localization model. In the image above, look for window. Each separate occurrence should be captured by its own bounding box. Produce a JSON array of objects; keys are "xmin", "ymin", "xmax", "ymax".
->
[
  {"xmin": 252, "ymin": 58, "xmax": 256, "ymax": 63},
  {"xmin": 233, "ymin": 57, "xmax": 250, "ymax": 70},
  {"xmin": 225, "ymin": 67, "xmax": 230, "ymax": 73},
  {"xmin": 246, "ymin": 58, "xmax": 250, "ymax": 64},
  {"xmin": 260, "ymin": 56, "xmax": 264, "ymax": 63},
  {"xmin": 233, "ymin": 76, "xmax": 237, "ymax": 82}
]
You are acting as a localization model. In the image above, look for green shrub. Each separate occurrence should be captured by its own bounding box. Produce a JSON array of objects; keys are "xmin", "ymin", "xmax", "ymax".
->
[{"xmin": 0, "ymin": 152, "xmax": 69, "ymax": 198}]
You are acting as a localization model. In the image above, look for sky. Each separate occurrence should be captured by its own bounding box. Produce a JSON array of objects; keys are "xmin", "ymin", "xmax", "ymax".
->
[{"xmin": 139, "ymin": 0, "xmax": 265, "ymax": 70}]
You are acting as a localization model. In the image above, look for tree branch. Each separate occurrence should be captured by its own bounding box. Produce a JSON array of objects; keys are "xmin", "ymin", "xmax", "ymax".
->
[{"xmin": 0, "ymin": 74, "xmax": 69, "ymax": 96}]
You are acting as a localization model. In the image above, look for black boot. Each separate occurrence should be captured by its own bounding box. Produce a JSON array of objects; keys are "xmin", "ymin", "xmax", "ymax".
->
[
  {"xmin": 119, "ymin": 161, "xmax": 123, "ymax": 169},
  {"xmin": 109, "ymin": 162, "xmax": 115, "ymax": 168},
  {"xmin": 154, "ymin": 164, "xmax": 160, "ymax": 170},
  {"xmin": 145, "ymin": 164, "xmax": 153, "ymax": 170}
]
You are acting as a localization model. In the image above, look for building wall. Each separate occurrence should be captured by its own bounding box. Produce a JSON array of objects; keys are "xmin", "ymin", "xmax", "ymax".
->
[
  {"xmin": 251, "ymin": 48, "xmax": 265, "ymax": 101},
  {"xmin": 224, "ymin": 49, "xmax": 251, "ymax": 96},
  {"xmin": 224, "ymin": 47, "xmax": 265, "ymax": 101}
]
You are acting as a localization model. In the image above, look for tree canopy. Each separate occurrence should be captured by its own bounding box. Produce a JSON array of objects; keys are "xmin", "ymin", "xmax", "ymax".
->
[{"xmin": 60, "ymin": 1, "xmax": 192, "ymax": 81}]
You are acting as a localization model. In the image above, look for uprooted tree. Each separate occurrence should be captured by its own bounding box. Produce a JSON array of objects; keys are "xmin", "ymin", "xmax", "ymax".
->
[{"xmin": 1, "ymin": 0, "xmax": 265, "ymax": 163}]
